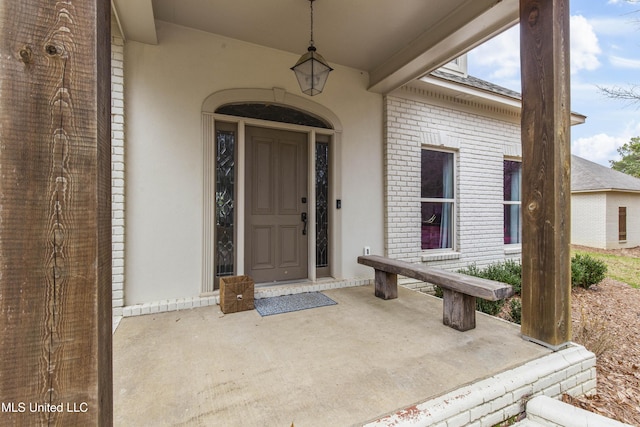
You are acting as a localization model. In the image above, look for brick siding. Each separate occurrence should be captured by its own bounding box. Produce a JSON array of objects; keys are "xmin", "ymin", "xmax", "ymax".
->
[
  {"xmin": 385, "ymin": 85, "xmax": 522, "ymax": 274},
  {"xmin": 366, "ymin": 345, "xmax": 597, "ymax": 427},
  {"xmin": 111, "ymin": 30, "xmax": 125, "ymax": 320}
]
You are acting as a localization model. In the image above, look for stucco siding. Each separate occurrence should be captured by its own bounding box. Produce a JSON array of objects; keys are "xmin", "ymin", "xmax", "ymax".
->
[
  {"xmin": 123, "ymin": 22, "xmax": 383, "ymax": 304},
  {"xmin": 385, "ymin": 89, "xmax": 521, "ymax": 271}
]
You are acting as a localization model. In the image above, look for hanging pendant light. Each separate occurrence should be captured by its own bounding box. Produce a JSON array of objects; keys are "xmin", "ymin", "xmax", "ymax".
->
[{"xmin": 291, "ymin": 0, "xmax": 333, "ymax": 96}]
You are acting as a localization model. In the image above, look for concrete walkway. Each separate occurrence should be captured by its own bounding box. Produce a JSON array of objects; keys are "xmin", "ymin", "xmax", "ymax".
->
[{"xmin": 113, "ymin": 285, "xmax": 550, "ymax": 426}]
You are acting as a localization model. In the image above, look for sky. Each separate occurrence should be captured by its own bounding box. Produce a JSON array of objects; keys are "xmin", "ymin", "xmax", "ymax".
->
[{"xmin": 467, "ymin": 0, "xmax": 640, "ymax": 167}]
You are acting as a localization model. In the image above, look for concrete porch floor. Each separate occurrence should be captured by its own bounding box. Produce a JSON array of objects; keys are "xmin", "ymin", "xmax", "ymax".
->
[{"xmin": 113, "ymin": 285, "xmax": 552, "ymax": 426}]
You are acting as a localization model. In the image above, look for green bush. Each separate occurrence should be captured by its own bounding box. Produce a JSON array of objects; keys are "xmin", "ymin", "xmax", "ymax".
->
[
  {"xmin": 434, "ymin": 285, "xmax": 443, "ymax": 298},
  {"xmin": 440, "ymin": 255, "xmax": 606, "ymax": 319},
  {"xmin": 476, "ymin": 298, "xmax": 504, "ymax": 316},
  {"xmin": 509, "ymin": 298, "xmax": 522, "ymax": 325},
  {"xmin": 457, "ymin": 261, "xmax": 521, "ymax": 316},
  {"xmin": 433, "ymin": 283, "xmax": 504, "ymax": 315},
  {"xmin": 458, "ymin": 260, "xmax": 522, "ymax": 295},
  {"xmin": 483, "ymin": 260, "xmax": 522, "ymax": 294},
  {"xmin": 571, "ymin": 253, "xmax": 607, "ymax": 289}
]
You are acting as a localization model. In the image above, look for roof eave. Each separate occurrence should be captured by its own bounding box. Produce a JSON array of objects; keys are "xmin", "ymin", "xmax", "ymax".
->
[
  {"xmin": 572, "ymin": 188, "xmax": 640, "ymax": 194},
  {"xmin": 417, "ymin": 75, "xmax": 587, "ymax": 126},
  {"xmin": 368, "ymin": 0, "xmax": 519, "ymax": 94},
  {"xmin": 111, "ymin": 0, "xmax": 158, "ymax": 45}
]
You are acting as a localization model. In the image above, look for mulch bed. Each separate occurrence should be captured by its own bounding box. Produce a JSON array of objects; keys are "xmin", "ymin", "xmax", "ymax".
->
[
  {"xmin": 556, "ymin": 245, "xmax": 640, "ymax": 425},
  {"xmin": 494, "ymin": 245, "xmax": 640, "ymax": 424},
  {"xmin": 567, "ymin": 277, "xmax": 640, "ymax": 425}
]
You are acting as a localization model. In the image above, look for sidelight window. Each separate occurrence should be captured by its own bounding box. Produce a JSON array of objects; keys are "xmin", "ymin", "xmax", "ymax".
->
[
  {"xmin": 316, "ymin": 139, "xmax": 330, "ymax": 275},
  {"xmin": 215, "ymin": 124, "xmax": 236, "ymax": 283}
]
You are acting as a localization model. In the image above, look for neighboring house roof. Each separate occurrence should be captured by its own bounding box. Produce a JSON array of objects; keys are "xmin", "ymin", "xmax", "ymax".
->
[{"xmin": 571, "ymin": 155, "xmax": 640, "ymax": 193}]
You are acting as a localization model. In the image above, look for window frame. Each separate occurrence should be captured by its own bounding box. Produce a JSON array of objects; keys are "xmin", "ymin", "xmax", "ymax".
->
[
  {"xmin": 420, "ymin": 147, "xmax": 456, "ymax": 252},
  {"xmin": 503, "ymin": 159, "xmax": 522, "ymax": 246}
]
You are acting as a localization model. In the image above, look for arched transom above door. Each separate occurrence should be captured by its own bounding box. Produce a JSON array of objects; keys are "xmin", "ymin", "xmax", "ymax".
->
[{"xmin": 202, "ymin": 87, "xmax": 343, "ymax": 132}]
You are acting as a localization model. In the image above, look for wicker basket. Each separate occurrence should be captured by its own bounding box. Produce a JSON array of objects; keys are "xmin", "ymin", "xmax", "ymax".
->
[{"xmin": 219, "ymin": 275, "xmax": 255, "ymax": 314}]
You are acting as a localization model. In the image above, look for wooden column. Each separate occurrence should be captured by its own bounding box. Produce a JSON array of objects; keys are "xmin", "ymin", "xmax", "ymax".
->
[
  {"xmin": 519, "ymin": 0, "xmax": 572, "ymax": 349},
  {"xmin": 0, "ymin": 1, "xmax": 112, "ymax": 425}
]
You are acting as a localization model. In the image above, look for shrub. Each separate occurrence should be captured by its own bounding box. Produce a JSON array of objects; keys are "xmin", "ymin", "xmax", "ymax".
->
[
  {"xmin": 458, "ymin": 260, "xmax": 522, "ymax": 295},
  {"xmin": 571, "ymin": 253, "xmax": 607, "ymax": 289},
  {"xmin": 458, "ymin": 261, "xmax": 521, "ymax": 315},
  {"xmin": 508, "ymin": 298, "xmax": 522, "ymax": 325},
  {"xmin": 433, "ymin": 285, "xmax": 443, "ymax": 298},
  {"xmin": 476, "ymin": 298, "xmax": 504, "ymax": 316},
  {"xmin": 483, "ymin": 260, "xmax": 522, "ymax": 294}
]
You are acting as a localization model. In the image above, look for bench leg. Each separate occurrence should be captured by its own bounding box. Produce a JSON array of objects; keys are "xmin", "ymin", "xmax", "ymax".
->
[
  {"xmin": 374, "ymin": 270, "xmax": 398, "ymax": 300},
  {"xmin": 442, "ymin": 289, "xmax": 476, "ymax": 331}
]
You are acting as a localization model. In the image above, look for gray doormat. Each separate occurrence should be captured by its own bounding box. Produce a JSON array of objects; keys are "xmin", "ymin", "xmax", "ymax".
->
[{"xmin": 254, "ymin": 292, "xmax": 337, "ymax": 316}]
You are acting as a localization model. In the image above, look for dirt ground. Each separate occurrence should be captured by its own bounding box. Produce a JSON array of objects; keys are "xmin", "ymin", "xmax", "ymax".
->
[{"xmin": 563, "ymin": 245, "xmax": 640, "ymax": 426}]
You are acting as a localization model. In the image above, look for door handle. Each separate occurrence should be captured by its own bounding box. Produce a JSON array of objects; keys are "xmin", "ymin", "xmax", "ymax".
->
[{"xmin": 301, "ymin": 212, "xmax": 307, "ymax": 235}]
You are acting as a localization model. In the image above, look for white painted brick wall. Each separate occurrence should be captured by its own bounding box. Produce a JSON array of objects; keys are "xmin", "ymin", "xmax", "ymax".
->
[
  {"xmin": 571, "ymin": 193, "xmax": 606, "ymax": 248},
  {"xmin": 385, "ymin": 89, "xmax": 522, "ymax": 273},
  {"xmin": 111, "ymin": 28, "xmax": 125, "ymax": 320},
  {"xmin": 366, "ymin": 345, "xmax": 597, "ymax": 427},
  {"xmin": 525, "ymin": 395, "xmax": 633, "ymax": 427},
  {"xmin": 605, "ymin": 193, "xmax": 640, "ymax": 249}
]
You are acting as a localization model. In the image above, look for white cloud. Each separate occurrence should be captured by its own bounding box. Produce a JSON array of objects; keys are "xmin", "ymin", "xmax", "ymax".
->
[
  {"xmin": 623, "ymin": 120, "xmax": 640, "ymax": 138},
  {"xmin": 469, "ymin": 16, "xmax": 601, "ymax": 79},
  {"xmin": 468, "ymin": 26, "xmax": 520, "ymax": 79},
  {"xmin": 570, "ymin": 15, "xmax": 602, "ymax": 74},
  {"xmin": 609, "ymin": 55, "xmax": 640, "ymax": 69},
  {"xmin": 571, "ymin": 133, "xmax": 626, "ymax": 165},
  {"xmin": 588, "ymin": 17, "xmax": 637, "ymax": 37}
]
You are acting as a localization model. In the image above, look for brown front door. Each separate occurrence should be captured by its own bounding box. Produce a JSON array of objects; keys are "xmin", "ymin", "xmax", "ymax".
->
[{"xmin": 245, "ymin": 126, "xmax": 308, "ymax": 283}]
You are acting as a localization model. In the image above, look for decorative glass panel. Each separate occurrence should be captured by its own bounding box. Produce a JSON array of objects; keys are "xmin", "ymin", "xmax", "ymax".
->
[
  {"xmin": 215, "ymin": 130, "xmax": 235, "ymax": 279},
  {"xmin": 216, "ymin": 104, "xmax": 332, "ymax": 129},
  {"xmin": 316, "ymin": 142, "xmax": 329, "ymax": 268}
]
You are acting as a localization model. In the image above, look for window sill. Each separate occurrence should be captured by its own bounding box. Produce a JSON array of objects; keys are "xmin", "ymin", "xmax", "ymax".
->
[
  {"xmin": 421, "ymin": 251, "xmax": 460, "ymax": 262},
  {"xmin": 504, "ymin": 245, "xmax": 522, "ymax": 255}
]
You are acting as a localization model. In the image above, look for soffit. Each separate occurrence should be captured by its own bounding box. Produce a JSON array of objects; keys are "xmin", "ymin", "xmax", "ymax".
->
[
  {"xmin": 410, "ymin": 73, "xmax": 587, "ymax": 126},
  {"xmin": 112, "ymin": 0, "xmax": 519, "ymax": 93}
]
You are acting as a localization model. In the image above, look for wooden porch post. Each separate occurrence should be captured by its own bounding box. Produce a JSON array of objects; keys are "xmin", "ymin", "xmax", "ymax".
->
[
  {"xmin": 0, "ymin": 1, "xmax": 112, "ymax": 425},
  {"xmin": 519, "ymin": 0, "xmax": 572, "ymax": 349}
]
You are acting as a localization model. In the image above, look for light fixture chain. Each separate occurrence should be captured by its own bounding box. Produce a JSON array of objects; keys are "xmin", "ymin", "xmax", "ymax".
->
[{"xmin": 309, "ymin": 0, "xmax": 314, "ymax": 47}]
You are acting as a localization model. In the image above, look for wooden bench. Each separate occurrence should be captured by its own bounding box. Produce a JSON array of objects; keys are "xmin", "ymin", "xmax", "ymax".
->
[{"xmin": 357, "ymin": 255, "xmax": 513, "ymax": 331}]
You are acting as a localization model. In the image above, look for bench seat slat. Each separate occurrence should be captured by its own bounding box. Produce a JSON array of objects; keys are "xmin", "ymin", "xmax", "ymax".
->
[{"xmin": 357, "ymin": 255, "xmax": 513, "ymax": 301}]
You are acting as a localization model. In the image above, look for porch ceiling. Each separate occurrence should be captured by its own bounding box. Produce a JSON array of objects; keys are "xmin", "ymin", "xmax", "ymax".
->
[{"xmin": 111, "ymin": 0, "xmax": 519, "ymax": 93}]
